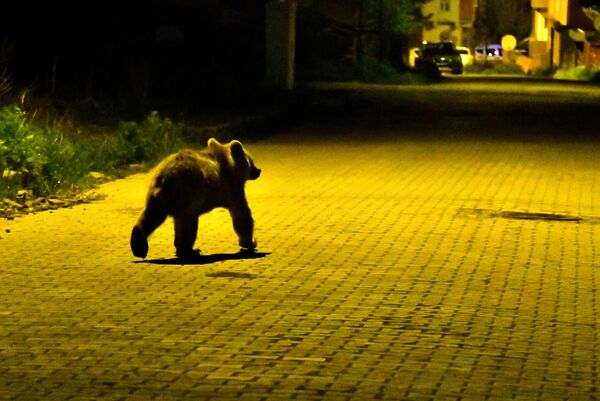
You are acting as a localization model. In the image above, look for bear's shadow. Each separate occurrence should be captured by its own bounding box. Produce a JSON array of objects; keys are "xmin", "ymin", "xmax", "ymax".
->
[{"xmin": 136, "ymin": 251, "xmax": 270, "ymax": 266}]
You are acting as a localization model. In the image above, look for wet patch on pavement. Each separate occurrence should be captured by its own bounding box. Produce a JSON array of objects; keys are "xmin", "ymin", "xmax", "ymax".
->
[
  {"xmin": 457, "ymin": 208, "xmax": 597, "ymax": 223},
  {"xmin": 205, "ymin": 271, "xmax": 257, "ymax": 279},
  {"xmin": 498, "ymin": 211, "xmax": 583, "ymax": 222}
]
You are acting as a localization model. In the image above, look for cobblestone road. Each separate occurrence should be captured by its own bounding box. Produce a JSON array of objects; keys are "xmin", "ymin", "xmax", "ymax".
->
[{"xmin": 1, "ymin": 82, "xmax": 600, "ymax": 400}]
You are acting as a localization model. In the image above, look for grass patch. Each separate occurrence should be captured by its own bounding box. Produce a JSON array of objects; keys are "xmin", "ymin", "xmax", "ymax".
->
[
  {"xmin": 0, "ymin": 106, "xmax": 186, "ymax": 200},
  {"xmin": 305, "ymin": 58, "xmax": 433, "ymax": 85},
  {"xmin": 531, "ymin": 66, "xmax": 559, "ymax": 78},
  {"xmin": 466, "ymin": 61, "xmax": 524, "ymax": 75},
  {"xmin": 553, "ymin": 66, "xmax": 600, "ymax": 83}
]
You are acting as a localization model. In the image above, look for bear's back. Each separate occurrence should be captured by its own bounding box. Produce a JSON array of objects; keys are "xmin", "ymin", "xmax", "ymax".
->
[
  {"xmin": 150, "ymin": 149, "xmax": 223, "ymax": 214},
  {"xmin": 155, "ymin": 149, "xmax": 219, "ymax": 183}
]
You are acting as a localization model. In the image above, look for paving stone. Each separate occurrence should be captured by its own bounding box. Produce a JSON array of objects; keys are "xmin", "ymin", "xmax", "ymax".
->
[{"xmin": 1, "ymin": 131, "xmax": 600, "ymax": 399}]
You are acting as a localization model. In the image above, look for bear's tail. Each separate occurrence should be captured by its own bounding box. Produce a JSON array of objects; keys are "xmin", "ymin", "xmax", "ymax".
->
[{"xmin": 130, "ymin": 225, "xmax": 149, "ymax": 258}]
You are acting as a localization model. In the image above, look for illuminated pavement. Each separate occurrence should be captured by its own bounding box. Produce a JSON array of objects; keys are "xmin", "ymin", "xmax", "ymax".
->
[{"xmin": 2, "ymin": 80, "xmax": 600, "ymax": 400}]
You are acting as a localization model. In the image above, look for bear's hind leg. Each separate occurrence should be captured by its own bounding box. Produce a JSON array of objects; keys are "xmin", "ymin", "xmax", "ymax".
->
[
  {"xmin": 131, "ymin": 226, "xmax": 149, "ymax": 258},
  {"xmin": 173, "ymin": 214, "xmax": 200, "ymax": 259},
  {"xmin": 131, "ymin": 195, "xmax": 168, "ymax": 258}
]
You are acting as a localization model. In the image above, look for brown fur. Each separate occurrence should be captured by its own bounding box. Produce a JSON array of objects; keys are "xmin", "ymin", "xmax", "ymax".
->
[{"xmin": 130, "ymin": 138, "xmax": 261, "ymax": 259}]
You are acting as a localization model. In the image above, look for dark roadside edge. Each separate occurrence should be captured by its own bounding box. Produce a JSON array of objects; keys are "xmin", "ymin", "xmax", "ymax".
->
[{"xmin": 0, "ymin": 85, "xmax": 366, "ymax": 220}]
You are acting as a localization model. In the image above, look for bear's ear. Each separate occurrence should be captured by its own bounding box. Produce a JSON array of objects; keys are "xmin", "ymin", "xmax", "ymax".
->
[
  {"xmin": 207, "ymin": 138, "xmax": 222, "ymax": 150},
  {"xmin": 229, "ymin": 140, "xmax": 245, "ymax": 160}
]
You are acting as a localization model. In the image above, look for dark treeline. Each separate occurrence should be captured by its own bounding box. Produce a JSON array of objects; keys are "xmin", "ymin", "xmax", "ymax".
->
[{"xmin": 1, "ymin": 0, "xmax": 266, "ymax": 110}]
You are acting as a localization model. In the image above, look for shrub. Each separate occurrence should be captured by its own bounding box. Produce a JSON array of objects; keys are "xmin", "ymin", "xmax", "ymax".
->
[
  {"xmin": 492, "ymin": 62, "xmax": 524, "ymax": 75},
  {"xmin": 0, "ymin": 105, "xmax": 85, "ymax": 196},
  {"xmin": 466, "ymin": 61, "xmax": 524, "ymax": 75},
  {"xmin": 309, "ymin": 60, "xmax": 353, "ymax": 82},
  {"xmin": 0, "ymin": 107, "xmax": 184, "ymax": 199},
  {"xmin": 397, "ymin": 70, "xmax": 433, "ymax": 85},
  {"xmin": 553, "ymin": 66, "xmax": 600, "ymax": 82},
  {"xmin": 355, "ymin": 58, "xmax": 401, "ymax": 83},
  {"xmin": 306, "ymin": 57, "xmax": 434, "ymax": 84},
  {"xmin": 356, "ymin": 58, "xmax": 437, "ymax": 84},
  {"xmin": 532, "ymin": 66, "xmax": 559, "ymax": 78},
  {"xmin": 112, "ymin": 111, "xmax": 183, "ymax": 166}
]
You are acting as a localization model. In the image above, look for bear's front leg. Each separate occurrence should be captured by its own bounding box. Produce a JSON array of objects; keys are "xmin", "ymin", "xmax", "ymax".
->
[
  {"xmin": 229, "ymin": 203, "xmax": 256, "ymax": 251},
  {"xmin": 173, "ymin": 213, "xmax": 201, "ymax": 259}
]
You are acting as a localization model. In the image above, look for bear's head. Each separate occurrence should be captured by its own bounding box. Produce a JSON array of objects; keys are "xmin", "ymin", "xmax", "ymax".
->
[{"xmin": 208, "ymin": 138, "xmax": 261, "ymax": 181}]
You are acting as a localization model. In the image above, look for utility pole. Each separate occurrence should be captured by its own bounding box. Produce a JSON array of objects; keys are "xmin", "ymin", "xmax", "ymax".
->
[
  {"xmin": 265, "ymin": 0, "xmax": 297, "ymax": 90},
  {"xmin": 357, "ymin": 0, "xmax": 365, "ymax": 62}
]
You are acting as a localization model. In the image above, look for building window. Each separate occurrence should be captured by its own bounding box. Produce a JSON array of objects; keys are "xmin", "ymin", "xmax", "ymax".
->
[{"xmin": 440, "ymin": 0, "xmax": 450, "ymax": 11}]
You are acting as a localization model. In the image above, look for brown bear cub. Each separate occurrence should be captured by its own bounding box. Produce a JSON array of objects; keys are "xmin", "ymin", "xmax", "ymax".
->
[{"xmin": 130, "ymin": 138, "xmax": 261, "ymax": 259}]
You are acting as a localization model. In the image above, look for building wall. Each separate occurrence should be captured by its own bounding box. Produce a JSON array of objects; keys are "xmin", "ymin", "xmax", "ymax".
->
[
  {"xmin": 532, "ymin": 0, "xmax": 597, "ymax": 69},
  {"xmin": 548, "ymin": 0, "xmax": 568, "ymax": 25},
  {"xmin": 584, "ymin": 42, "xmax": 600, "ymax": 67},
  {"xmin": 460, "ymin": 0, "xmax": 474, "ymax": 24},
  {"xmin": 422, "ymin": 0, "xmax": 463, "ymax": 44},
  {"xmin": 524, "ymin": 10, "xmax": 550, "ymax": 71},
  {"xmin": 532, "ymin": 9, "xmax": 549, "ymax": 41}
]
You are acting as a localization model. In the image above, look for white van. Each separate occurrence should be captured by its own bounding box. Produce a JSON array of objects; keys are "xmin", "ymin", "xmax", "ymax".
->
[{"xmin": 475, "ymin": 44, "xmax": 503, "ymax": 61}]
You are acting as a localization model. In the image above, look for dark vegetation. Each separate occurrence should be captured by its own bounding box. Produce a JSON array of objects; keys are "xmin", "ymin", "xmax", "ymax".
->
[
  {"xmin": 465, "ymin": 61, "xmax": 525, "ymax": 75},
  {"xmin": 0, "ymin": 1, "xmax": 455, "ymax": 208},
  {"xmin": 2, "ymin": 0, "xmax": 595, "ymax": 208},
  {"xmin": 0, "ymin": 1, "xmax": 267, "ymax": 204},
  {"xmin": 2, "ymin": 1, "xmax": 265, "ymax": 113},
  {"xmin": 0, "ymin": 104, "xmax": 184, "ymax": 200}
]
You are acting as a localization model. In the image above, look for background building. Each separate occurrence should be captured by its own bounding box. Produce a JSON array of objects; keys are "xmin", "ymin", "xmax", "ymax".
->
[
  {"xmin": 530, "ymin": 0, "xmax": 600, "ymax": 69},
  {"xmin": 422, "ymin": 0, "xmax": 476, "ymax": 47}
]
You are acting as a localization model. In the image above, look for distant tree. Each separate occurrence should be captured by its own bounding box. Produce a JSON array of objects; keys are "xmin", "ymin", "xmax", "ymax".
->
[
  {"xmin": 474, "ymin": 0, "xmax": 531, "ymax": 45},
  {"xmin": 358, "ymin": 0, "xmax": 430, "ymax": 60},
  {"xmin": 365, "ymin": 0, "xmax": 430, "ymax": 35}
]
